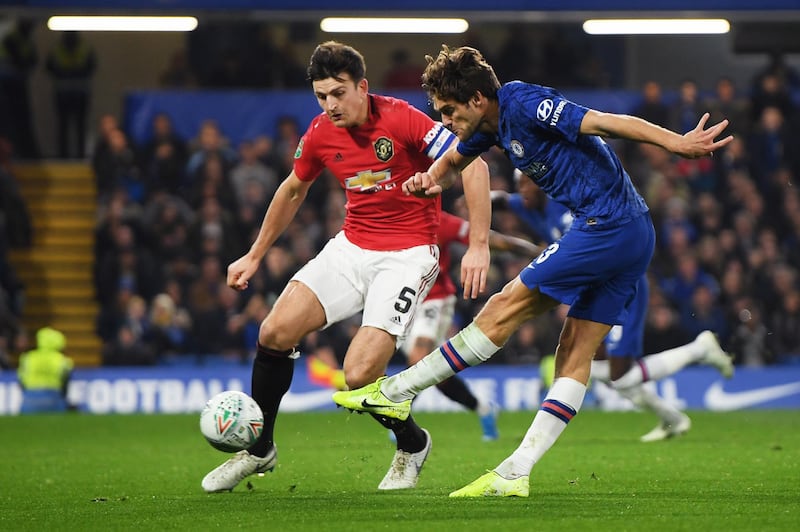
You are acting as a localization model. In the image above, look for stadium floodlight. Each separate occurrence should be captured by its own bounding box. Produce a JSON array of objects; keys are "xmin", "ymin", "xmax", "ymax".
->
[
  {"xmin": 320, "ymin": 17, "xmax": 469, "ymax": 34},
  {"xmin": 47, "ymin": 16, "xmax": 199, "ymax": 32},
  {"xmin": 583, "ymin": 19, "xmax": 730, "ymax": 35}
]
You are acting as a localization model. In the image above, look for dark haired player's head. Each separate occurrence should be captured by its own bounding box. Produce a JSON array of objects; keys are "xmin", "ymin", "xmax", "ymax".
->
[
  {"xmin": 307, "ymin": 41, "xmax": 367, "ymax": 84},
  {"xmin": 422, "ymin": 45, "xmax": 501, "ymax": 104}
]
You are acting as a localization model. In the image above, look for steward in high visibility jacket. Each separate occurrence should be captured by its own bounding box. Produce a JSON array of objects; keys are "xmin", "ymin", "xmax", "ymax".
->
[{"xmin": 17, "ymin": 327, "xmax": 73, "ymax": 414}]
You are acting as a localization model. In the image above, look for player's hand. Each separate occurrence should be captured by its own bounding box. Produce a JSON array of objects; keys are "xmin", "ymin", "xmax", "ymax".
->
[
  {"xmin": 226, "ymin": 254, "xmax": 261, "ymax": 290},
  {"xmin": 403, "ymin": 172, "xmax": 443, "ymax": 197},
  {"xmin": 675, "ymin": 112, "xmax": 734, "ymax": 159},
  {"xmin": 460, "ymin": 244, "xmax": 490, "ymax": 299}
]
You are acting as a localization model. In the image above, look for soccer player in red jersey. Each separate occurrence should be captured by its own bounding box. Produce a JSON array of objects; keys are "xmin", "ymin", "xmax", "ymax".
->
[{"xmin": 202, "ymin": 41, "xmax": 492, "ymax": 492}]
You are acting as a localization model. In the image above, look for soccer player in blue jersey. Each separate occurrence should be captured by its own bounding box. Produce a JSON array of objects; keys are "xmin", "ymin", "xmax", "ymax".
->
[
  {"xmin": 333, "ymin": 45, "xmax": 733, "ymax": 497},
  {"xmin": 497, "ymin": 170, "xmax": 733, "ymax": 442}
]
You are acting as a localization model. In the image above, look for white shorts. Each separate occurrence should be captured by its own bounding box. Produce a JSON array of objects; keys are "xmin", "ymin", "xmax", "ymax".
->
[
  {"xmin": 400, "ymin": 295, "xmax": 457, "ymax": 354},
  {"xmin": 291, "ymin": 231, "xmax": 439, "ymax": 340}
]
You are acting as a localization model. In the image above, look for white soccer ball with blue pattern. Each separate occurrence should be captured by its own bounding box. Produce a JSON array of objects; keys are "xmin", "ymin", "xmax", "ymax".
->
[{"xmin": 200, "ymin": 391, "xmax": 264, "ymax": 452}]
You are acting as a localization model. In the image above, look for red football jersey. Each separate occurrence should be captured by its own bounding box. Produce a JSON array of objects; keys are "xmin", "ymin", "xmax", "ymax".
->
[
  {"xmin": 426, "ymin": 211, "xmax": 470, "ymax": 301},
  {"xmin": 293, "ymin": 94, "xmax": 457, "ymax": 251}
]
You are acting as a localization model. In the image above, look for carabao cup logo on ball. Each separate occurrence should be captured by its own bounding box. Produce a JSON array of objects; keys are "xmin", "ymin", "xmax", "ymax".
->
[{"xmin": 200, "ymin": 391, "xmax": 264, "ymax": 453}]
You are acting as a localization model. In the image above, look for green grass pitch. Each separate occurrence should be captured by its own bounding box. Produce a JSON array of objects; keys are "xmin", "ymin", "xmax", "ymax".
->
[{"xmin": 1, "ymin": 410, "xmax": 798, "ymax": 531}]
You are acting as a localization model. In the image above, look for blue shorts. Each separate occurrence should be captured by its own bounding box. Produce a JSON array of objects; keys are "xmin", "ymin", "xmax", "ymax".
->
[
  {"xmin": 519, "ymin": 213, "xmax": 655, "ymax": 327},
  {"xmin": 604, "ymin": 274, "xmax": 649, "ymax": 357}
]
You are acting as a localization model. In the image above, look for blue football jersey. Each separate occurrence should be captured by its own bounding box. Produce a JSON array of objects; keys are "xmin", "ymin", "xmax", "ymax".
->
[
  {"xmin": 458, "ymin": 81, "xmax": 648, "ymax": 231},
  {"xmin": 507, "ymin": 193, "xmax": 573, "ymax": 245}
]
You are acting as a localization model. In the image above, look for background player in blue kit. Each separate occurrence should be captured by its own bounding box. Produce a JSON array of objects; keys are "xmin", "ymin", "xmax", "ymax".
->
[
  {"xmin": 497, "ymin": 170, "xmax": 734, "ymax": 442},
  {"xmin": 334, "ymin": 45, "xmax": 733, "ymax": 497},
  {"xmin": 491, "ymin": 169, "xmax": 573, "ymax": 245}
]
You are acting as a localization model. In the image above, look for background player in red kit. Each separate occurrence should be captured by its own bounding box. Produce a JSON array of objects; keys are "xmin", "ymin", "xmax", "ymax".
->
[{"xmin": 202, "ymin": 41, "xmax": 492, "ymax": 492}]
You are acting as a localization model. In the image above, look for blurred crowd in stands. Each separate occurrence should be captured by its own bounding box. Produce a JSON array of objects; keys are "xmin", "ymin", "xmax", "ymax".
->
[
  {"xmin": 0, "ymin": 137, "xmax": 30, "ymax": 369},
  {"xmin": 1, "ymin": 19, "xmax": 800, "ymax": 369}
]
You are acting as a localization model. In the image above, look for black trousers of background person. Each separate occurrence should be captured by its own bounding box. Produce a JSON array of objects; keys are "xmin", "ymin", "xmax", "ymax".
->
[
  {"xmin": 54, "ymin": 89, "xmax": 89, "ymax": 159},
  {"xmin": 0, "ymin": 78, "xmax": 39, "ymax": 159}
]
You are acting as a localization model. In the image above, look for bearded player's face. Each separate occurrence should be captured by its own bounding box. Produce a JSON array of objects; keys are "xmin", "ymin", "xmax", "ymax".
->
[{"xmin": 432, "ymin": 95, "xmax": 483, "ymax": 141}]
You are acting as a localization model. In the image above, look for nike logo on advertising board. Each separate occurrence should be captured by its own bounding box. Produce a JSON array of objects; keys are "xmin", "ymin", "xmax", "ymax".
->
[
  {"xmin": 280, "ymin": 390, "xmax": 337, "ymax": 412},
  {"xmin": 704, "ymin": 380, "xmax": 800, "ymax": 411}
]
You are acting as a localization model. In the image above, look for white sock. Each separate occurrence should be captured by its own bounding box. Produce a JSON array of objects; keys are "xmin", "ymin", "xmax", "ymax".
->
[
  {"xmin": 382, "ymin": 322, "xmax": 500, "ymax": 402},
  {"xmin": 617, "ymin": 383, "xmax": 684, "ymax": 424},
  {"xmin": 614, "ymin": 339, "xmax": 705, "ymax": 388},
  {"xmin": 494, "ymin": 377, "xmax": 586, "ymax": 479},
  {"xmin": 590, "ymin": 359, "xmax": 611, "ymax": 383},
  {"xmin": 612, "ymin": 362, "xmax": 645, "ymax": 389}
]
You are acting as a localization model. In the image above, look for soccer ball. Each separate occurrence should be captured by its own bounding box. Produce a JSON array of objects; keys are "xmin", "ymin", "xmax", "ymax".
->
[{"xmin": 200, "ymin": 391, "xmax": 264, "ymax": 452}]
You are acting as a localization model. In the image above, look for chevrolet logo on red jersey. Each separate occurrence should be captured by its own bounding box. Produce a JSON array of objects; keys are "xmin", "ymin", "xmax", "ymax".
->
[{"xmin": 345, "ymin": 169, "xmax": 392, "ymax": 191}]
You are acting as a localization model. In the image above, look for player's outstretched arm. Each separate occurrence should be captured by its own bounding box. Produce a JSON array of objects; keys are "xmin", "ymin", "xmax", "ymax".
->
[
  {"xmin": 227, "ymin": 171, "xmax": 312, "ymax": 290},
  {"xmin": 579, "ymin": 110, "xmax": 733, "ymax": 159}
]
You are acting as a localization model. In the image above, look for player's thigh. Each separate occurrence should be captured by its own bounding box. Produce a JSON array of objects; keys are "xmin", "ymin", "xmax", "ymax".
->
[
  {"xmin": 261, "ymin": 281, "xmax": 327, "ymax": 347},
  {"xmin": 290, "ymin": 232, "xmax": 369, "ymax": 326},
  {"xmin": 362, "ymin": 244, "xmax": 439, "ymax": 340},
  {"xmin": 345, "ymin": 244, "xmax": 438, "ymax": 386}
]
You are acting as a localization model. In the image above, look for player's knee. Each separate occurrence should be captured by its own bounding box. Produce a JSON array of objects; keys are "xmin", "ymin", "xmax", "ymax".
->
[
  {"xmin": 343, "ymin": 365, "xmax": 382, "ymax": 389},
  {"xmin": 258, "ymin": 319, "xmax": 298, "ymax": 352},
  {"xmin": 476, "ymin": 284, "xmax": 540, "ymax": 341}
]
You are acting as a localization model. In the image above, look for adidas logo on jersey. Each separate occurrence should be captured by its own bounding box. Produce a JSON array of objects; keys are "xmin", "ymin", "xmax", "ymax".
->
[{"xmin": 390, "ymin": 315, "xmax": 403, "ymax": 325}]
